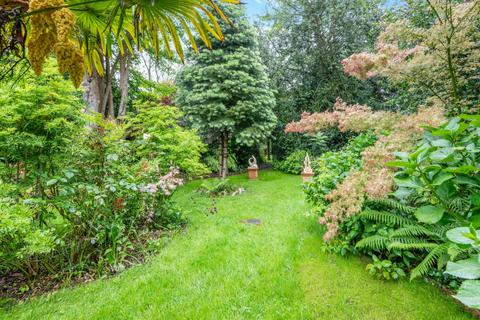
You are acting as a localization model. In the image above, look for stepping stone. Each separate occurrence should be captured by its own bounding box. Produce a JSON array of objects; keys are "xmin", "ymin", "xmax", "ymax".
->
[{"xmin": 242, "ymin": 218, "xmax": 262, "ymax": 225}]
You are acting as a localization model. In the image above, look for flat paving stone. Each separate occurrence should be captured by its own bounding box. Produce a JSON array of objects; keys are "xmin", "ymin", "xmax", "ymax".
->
[{"xmin": 242, "ymin": 218, "xmax": 262, "ymax": 225}]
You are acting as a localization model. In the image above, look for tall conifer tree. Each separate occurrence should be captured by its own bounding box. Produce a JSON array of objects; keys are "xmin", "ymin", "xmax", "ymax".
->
[{"xmin": 177, "ymin": 4, "xmax": 276, "ymax": 178}]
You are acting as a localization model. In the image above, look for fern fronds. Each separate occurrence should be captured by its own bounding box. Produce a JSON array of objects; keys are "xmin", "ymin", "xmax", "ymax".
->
[
  {"xmin": 446, "ymin": 197, "xmax": 470, "ymax": 216},
  {"xmin": 366, "ymin": 198, "xmax": 415, "ymax": 214},
  {"xmin": 387, "ymin": 241, "xmax": 438, "ymax": 251},
  {"xmin": 428, "ymin": 223, "xmax": 461, "ymax": 237},
  {"xmin": 359, "ymin": 210, "xmax": 413, "ymax": 226},
  {"xmin": 390, "ymin": 225, "xmax": 438, "ymax": 238},
  {"xmin": 410, "ymin": 243, "xmax": 449, "ymax": 280},
  {"xmin": 355, "ymin": 235, "xmax": 389, "ymax": 251}
]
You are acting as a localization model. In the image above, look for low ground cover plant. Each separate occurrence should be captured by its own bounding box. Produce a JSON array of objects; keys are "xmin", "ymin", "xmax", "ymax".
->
[{"xmin": 197, "ymin": 179, "xmax": 244, "ymax": 197}]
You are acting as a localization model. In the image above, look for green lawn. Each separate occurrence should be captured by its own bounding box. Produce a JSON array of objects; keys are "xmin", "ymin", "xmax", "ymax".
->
[{"xmin": 0, "ymin": 171, "xmax": 473, "ymax": 319}]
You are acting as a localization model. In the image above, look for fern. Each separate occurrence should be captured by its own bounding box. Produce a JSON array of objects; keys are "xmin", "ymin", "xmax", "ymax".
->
[
  {"xmin": 410, "ymin": 243, "xmax": 449, "ymax": 280},
  {"xmin": 428, "ymin": 223, "xmax": 459, "ymax": 237},
  {"xmin": 366, "ymin": 198, "xmax": 415, "ymax": 214},
  {"xmin": 355, "ymin": 235, "xmax": 389, "ymax": 251},
  {"xmin": 387, "ymin": 241, "xmax": 438, "ymax": 251},
  {"xmin": 359, "ymin": 210, "xmax": 413, "ymax": 226},
  {"xmin": 389, "ymin": 225, "xmax": 438, "ymax": 238},
  {"xmin": 446, "ymin": 197, "xmax": 470, "ymax": 216}
]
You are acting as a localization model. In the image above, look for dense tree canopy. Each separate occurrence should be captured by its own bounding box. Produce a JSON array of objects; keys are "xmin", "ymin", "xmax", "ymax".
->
[
  {"xmin": 343, "ymin": 0, "xmax": 480, "ymax": 115},
  {"xmin": 256, "ymin": 0, "xmax": 388, "ymax": 159},
  {"xmin": 177, "ymin": 4, "xmax": 277, "ymax": 178}
]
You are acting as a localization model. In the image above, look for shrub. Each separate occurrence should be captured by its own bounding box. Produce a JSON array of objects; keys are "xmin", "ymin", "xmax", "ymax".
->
[
  {"xmin": 49, "ymin": 119, "xmax": 186, "ymax": 273},
  {"xmin": 126, "ymin": 102, "xmax": 209, "ymax": 178},
  {"xmin": 203, "ymin": 153, "xmax": 239, "ymax": 175},
  {"xmin": 388, "ymin": 115, "xmax": 480, "ymax": 308},
  {"xmin": 287, "ymin": 99, "xmax": 445, "ymax": 240},
  {"xmin": 0, "ymin": 66, "xmax": 204, "ymax": 285},
  {"xmin": 304, "ymin": 133, "xmax": 377, "ymax": 207},
  {"xmin": 274, "ymin": 150, "xmax": 308, "ymax": 174},
  {"xmin": 325, "ymin": 115, "xmax": 480, "ymax": 306},
  {"xmin": 366, "ymin": 255, "xmax": 406, "ymax": 281},
  {"xmin": 0, "ymin": 200, "xmax": 55, "ymax": 277}
]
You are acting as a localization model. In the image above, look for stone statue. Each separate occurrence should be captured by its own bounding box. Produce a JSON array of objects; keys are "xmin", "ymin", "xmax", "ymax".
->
[
  {"xmin": 248, "ymin": 155, "xmax": 259, "ymax": 179},
  {"xmin": 248, "ymin": 155, "xmax": 258, "ymax": 169},
  {"xmin": 301, "ymin": 153, "xmax": 314, "ymax": 182},
  {"xmin": 303, "ymin": 153, "xmax": 313, "ymax": 174}
]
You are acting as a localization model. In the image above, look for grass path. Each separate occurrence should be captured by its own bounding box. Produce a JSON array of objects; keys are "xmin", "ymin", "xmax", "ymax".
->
[{"xmin": 1, "ymin": 171, "xmax": 473, "ymax": 319}]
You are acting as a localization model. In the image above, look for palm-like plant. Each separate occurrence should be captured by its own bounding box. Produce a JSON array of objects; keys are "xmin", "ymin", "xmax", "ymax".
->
[
  {"xmin": 1, "ymin": 0, "xmax": 239, "ymax": 85},
  {"xmin": 69, "ymin": 0, "xmax": 237, "ymax": 68}
]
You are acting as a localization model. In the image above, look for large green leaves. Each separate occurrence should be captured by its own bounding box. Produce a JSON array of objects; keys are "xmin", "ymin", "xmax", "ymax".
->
[
  {"xmin": 446, "ymin": 227, "xmax": 480, "ymax": 245},
  {"xmin": 414, "ymin": 205, "xmax": 444, "ymax": 224},
  {"xmin": 453, "ymin": 280, "xmax": 480, "ymax": 309},
  {"xmin": 445, "ymin": 256, "xmax": 480, "ymax": 280},
  {"xmin": 429, "ymin": 147, "xmax": 455, "ymax": 162}
]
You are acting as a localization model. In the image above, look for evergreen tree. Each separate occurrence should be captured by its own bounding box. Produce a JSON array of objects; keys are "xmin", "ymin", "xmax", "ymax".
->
[{"xmin": 176, "ymin": 4, "xmax": 277, "ymax": 178}]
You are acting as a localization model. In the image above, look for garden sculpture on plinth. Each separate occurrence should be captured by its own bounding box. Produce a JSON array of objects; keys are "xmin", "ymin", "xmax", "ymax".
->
[
  {"xmin": 248, "ymin": 155, "xmax": 259, "ymax": 179},
  {"xmin": 301, "ymin": 153, "xmax": 314, "ymax": 182}
]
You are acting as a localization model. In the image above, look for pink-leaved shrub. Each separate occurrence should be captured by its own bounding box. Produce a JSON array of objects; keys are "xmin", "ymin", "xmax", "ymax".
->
[{"xmin": 286, "ymin": 98, "xmax": 445, "ymax": 240}]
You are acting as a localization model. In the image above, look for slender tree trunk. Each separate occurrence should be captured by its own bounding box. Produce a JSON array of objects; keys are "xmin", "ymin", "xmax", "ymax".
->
[
  {"xmin": 140, "ymin": 52, "xmax": 152, "ymax": 81},
  {"xmin": 445, "ymin": 40, "xmax": 460, "ymax": 113},
  {"xmin": 219, "ymin": 132, "xmax": 228, "ymax": 179},
  {"xmin": 82, "ymin": 52, "xmax": 120, "ymax": 118},
  {"xmin": 118, "ymin": 53, "xmax": 130, "ymax": 119},
  {"xmin": 99, "ymin": 55, "xmax": 111, "ymax": 117},
  {"xmin": 107, "ymin": 86, "xmax": 115, "ymax": 119},
  {"xmin": 82, "ymin": 71, "xmax": 102, "ymax": 113},
  {"xmin": 267, "ymin": 139, "xmax": 272, "ymax": 161}
]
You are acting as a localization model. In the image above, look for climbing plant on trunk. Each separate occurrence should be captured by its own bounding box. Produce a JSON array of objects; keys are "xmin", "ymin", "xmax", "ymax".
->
[{"xmin": 176, "ymin": 4, "xmax": 277, "ymax": 178}]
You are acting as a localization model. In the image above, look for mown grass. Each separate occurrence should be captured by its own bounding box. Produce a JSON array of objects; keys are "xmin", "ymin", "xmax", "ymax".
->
[{"xmin": 0, "ymin": 170, "xmax": 473, "ymax": 319}]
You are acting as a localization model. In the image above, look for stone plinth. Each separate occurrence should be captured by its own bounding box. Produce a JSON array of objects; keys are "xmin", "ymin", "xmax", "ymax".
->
[
  {"xmin": 248, "ymin": 167, "xmax": 259, "ymax": 179},
  {"xmin": 301, "ymin": 171, "xmax": 314, "ymax": 182}
]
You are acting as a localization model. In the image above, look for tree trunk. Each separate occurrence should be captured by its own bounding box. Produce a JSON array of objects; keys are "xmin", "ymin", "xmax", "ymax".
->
[
  {"xmin": 219, "ymin": 132, "xmax": 228, "ymax": 179},
  {"xmin": 267, "ymin": 139, "xmax": 272, "ymax": 161},
  {"xmin": 82, "ymin": 53, "xmax": 120, "ymax": 118},
  {"xmin": 107, "ymin": 85, "xmax": 115, "ymax": 119},
  {"xmin": 117, "ymin": 53, "xmax": 130, "ymax": 119},
  {"xmin": 99, "ymin": 55, "xmax": 111, "ymax": 117},
  {"xmin": 82, "ymin": 71, "xmax": 102, "ymax": 113}
]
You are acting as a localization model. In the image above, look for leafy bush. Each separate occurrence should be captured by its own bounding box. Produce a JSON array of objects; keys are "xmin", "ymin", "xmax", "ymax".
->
[
  {"xmin": 0, "ymin": 200, "xmax": 55, "ymax": 277},
  {"xmin": 203, "ymin": 153, "xmax": 239, "ymax": 175},
  {"xmin": 0, "ymin": 63, "xmax": 84, "ymax": 193},
  {"xmin": 274, "ymin": 150, "xmax": 308, "ymax": 174},
  {"xmin": 304, "ymin": 132, "xmax": 377, "ymax": 207},
  {"xmin": 45, "ymin": 118, "xmax": 187, "ymax": 273},
  {"xmin": 0, "ymin": 66, "xmax": 204, "ymax": 286},
  {"xmin": 326, "ymin": 115, "xmax": 480, "ymax": 307},
  {"xmin": 387, "ymin": 115, "xmax": 480, "ymax": 307},
  {"xmin": 366, "ymin": 255, "xmax": 406, "ymax": 281},
  {"xmin": 287, "ymin": 100, "xmax": 445, "ymax": 240},
  {"xmin": 126, "ymin": 102, "xmax": 209, "ymax": 177},
  {"xmin": 388, "ymin": 116, "xmax": 480, "ymax": 224}
]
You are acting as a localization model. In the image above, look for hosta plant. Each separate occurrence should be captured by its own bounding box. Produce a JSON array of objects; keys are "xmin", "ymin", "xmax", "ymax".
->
[
  {"xmin": 387, "ymin": 115, "xmax": 480, "ymax": 227},
  {"xmin": 444, "ymin": 227, "xmax": 480, "ymax": 309}
]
